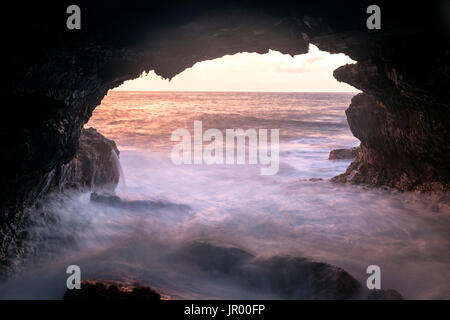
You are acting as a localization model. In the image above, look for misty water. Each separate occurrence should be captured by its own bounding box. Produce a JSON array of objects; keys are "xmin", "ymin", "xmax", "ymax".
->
[{"xmin": 1, "ymin": 91, "xmax": 449, "ymax": 299}]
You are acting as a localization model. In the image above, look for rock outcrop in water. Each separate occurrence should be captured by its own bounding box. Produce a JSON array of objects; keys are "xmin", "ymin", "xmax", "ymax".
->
[
  {"xmin": 0, "ymin": 1, "xmax": 448, "ymax": 264},
  {"xmin": 179, "ymin": 242, "xmax": 402, "ymax": 300},
  {"xmin": 331, "ymin": 69, "xmax": 450, "ymax": 192},
  {"xmin": 33, "ymin": 127, "xmax": 120, "ymax": 194},
  {"xmin": 0, "ymin": 128, "xmax": 121, "ymax": 276},
  {"xmin": 90, "ymin": 192, "xmax": 190, "ymax": 212},
  {"xmin": 0, "ymin": 127, "xmax": 120, "ymax": 261},
  {"xmin": 329, "ymin": 147, "xmax": 359, "ymax": 160},
  {"xmin": 52, "ymin": 127, "xmax": 121, "ymax": 192}
]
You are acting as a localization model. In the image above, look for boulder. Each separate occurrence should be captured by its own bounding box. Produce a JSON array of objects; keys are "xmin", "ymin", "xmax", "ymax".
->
[
  {"xmin": 48, "ymin": 127, "xmax": 121, "ymax": 193},
  {"xmin": 241, "ymin": 255, "xmax": 361, "ymax": 300},
  {"xmin": 178, "ymin": 241, "xmax": 402, "ymax": 300},
  {"xmin": 329, "ymin": 147, "xmax": 359, "ymax": 160},
  {"xmin": 180, "ymin": 241, "xmax": 254, "ymax": 275}
]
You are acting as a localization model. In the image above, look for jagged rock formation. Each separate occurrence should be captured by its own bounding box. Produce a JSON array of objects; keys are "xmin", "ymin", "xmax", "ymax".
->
[
  {"xmin": 1, "ymin": 1, "xmax": 449, "ymax": 260},
  {"xmin": 0, "ymin": 127, "xmax": 120, "ymax": 260},
  {"xmin": 52, "ymin": 127, "xmax": 120, "ymax": 192},
  {"xmin": 0, "ymin": 127, "xmax": 120, "ymax": 277},
  {"xmin": 331, "ymin": 65, "xmax": 449, "ymax": 192}
]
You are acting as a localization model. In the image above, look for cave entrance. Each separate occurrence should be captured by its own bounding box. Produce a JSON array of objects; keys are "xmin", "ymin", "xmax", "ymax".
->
[
  {"xmin": 72, "ymin": 45, "xmax": 403, "ymax": 300},
  {"xmin": 86, "ymin": 44, "xmax": 359, "ymax": 191}
]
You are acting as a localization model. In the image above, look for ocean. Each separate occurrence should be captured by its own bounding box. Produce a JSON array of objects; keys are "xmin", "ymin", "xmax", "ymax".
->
[{"xmin": 1, "ymin": 91, "xmax": 449, "ymax": 299}]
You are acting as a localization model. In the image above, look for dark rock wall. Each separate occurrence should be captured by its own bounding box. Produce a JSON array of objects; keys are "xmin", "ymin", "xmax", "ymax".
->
[
  {"xmin": 0, "ymin": 0, "xmax": 449, "ymax": 258},
  {"xmin": 330, "ymin": 50, "xmax": 449, "ymax": 191},
  {"xmin": 0, "ymin": 127, "xmax": 120, "ymax": 277},
  {"xmin": 0, "ymin": 127, "xmax": 120, "ymax": 267}
]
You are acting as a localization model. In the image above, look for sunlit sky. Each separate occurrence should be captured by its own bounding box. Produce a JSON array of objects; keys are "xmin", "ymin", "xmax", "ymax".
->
[{"xmin": 115, "ymin": 44, "xmax": 358, "ymax": 92}]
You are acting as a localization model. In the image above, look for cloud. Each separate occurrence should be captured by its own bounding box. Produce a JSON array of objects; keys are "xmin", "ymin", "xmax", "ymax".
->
[{"xmin": 275, "ymin": 56, "xmax": 324, "ymax": 73}]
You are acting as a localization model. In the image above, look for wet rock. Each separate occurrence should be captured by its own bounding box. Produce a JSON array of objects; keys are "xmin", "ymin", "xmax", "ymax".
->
[
  {"xmin": 241, "ymin": 256, "xmax": 361, "ymax": 300},
  {"xmin": 51, "ymin": 127, "xmax": 121, "ymax": 193},
  {"xmin": 332, "ymin": 69, "xmax": 449, "ymax": 192},
  {"xmin": 179, "ymin": 242, "xmax": 371, "ymax": 300},
  {"xmin": 181, "ymin": 241, "xmax": 254, "ymax": 275},
  {"xmin": 90, "ymin": 192, "xmax": 191, "ymax": 212},
  {"xmin": 0, "ymin": 127, "xmax": 120, "ymax": 265},
  {"xmin": 63, "ymin": 280, "xmax": 160, "ymax": 300},
  {"xmin": 329, "ymin": 147, "xmax": 359, "ymax": 160}
]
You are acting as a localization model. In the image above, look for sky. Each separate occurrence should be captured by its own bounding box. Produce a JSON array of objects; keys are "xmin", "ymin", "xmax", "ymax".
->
[{"xmin": 114, "ymin": 44, "xmax": 358, "ymax": 92}]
